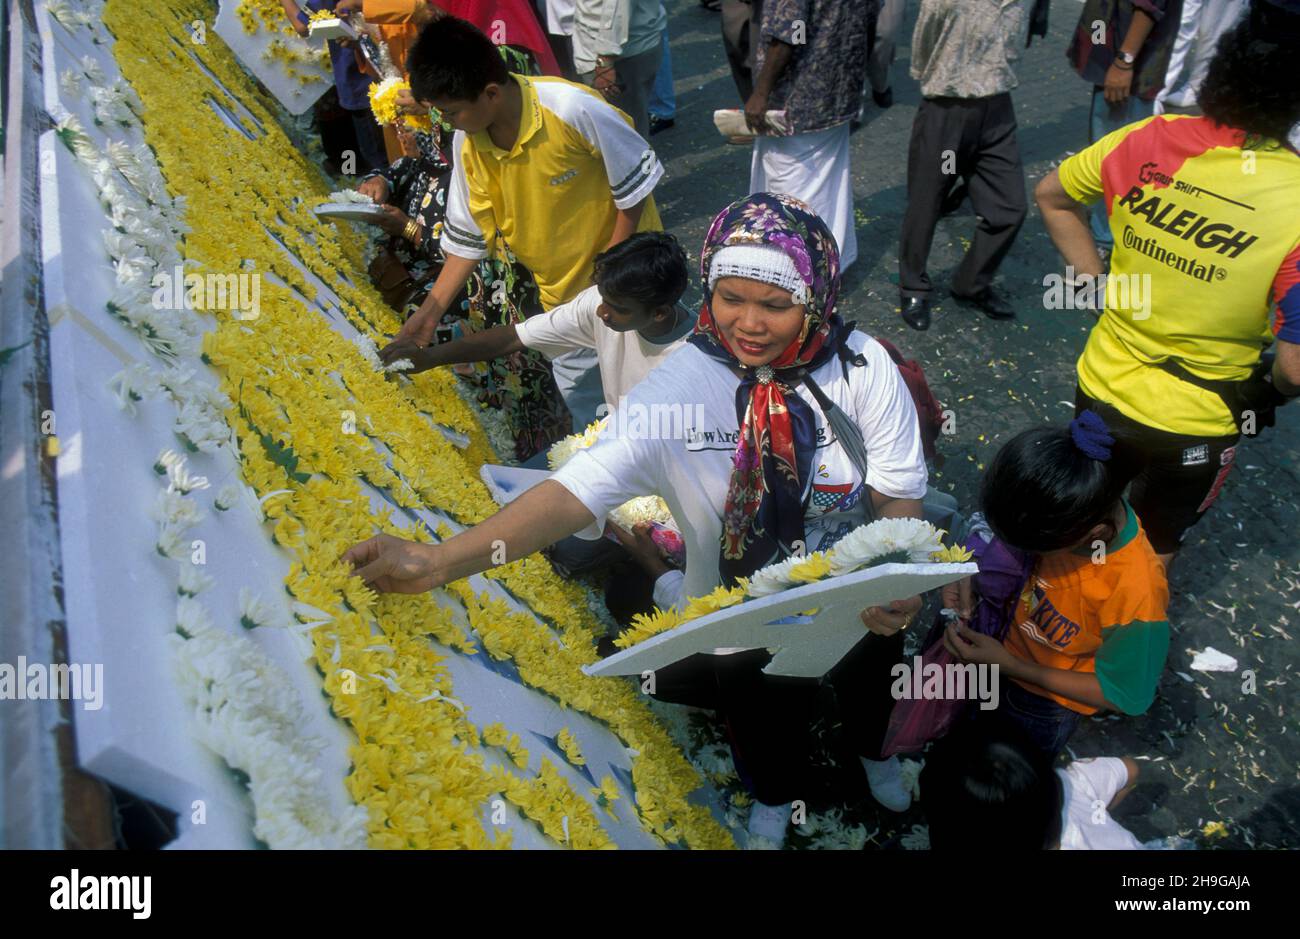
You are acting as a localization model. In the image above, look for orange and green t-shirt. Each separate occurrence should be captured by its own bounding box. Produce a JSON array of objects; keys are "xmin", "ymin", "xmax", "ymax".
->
[
  {"xmin": 1058, "ymin": 115, "xmax": 1300, "ymax": 437},
  {"xmin": 1003, "ymin": 501, "xmax": 1171, "ymax": 716}
]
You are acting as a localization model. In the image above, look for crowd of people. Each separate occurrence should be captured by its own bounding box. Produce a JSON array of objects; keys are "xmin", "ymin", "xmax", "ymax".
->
[{"xmin": 283, "ymin": 0, "xmax": 1300, "ymax": 849}]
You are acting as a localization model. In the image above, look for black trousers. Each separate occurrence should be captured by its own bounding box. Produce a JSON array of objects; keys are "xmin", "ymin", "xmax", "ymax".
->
[
  {"xmin": 651, "ymin": 631, "xmax": 905, "ymax": 806},
  {"xmin": 1076, "ymin": 387, "xmax": 1242, "ymax": 554},
  {"xmin": 899, "ymin": 93, "xmax": 1028, "ymax": 298}
]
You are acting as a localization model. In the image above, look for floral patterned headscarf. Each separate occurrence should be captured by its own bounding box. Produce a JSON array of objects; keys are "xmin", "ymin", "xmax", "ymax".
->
[{"xmin": 688, "ymin": 192, "xmax": 848, "ymax": 584}]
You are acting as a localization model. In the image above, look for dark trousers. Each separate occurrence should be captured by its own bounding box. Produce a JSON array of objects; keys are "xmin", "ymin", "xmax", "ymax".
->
[
  {"xmin": 1077, "ymin": 387, "xmax": 1241, "ymax": 554},
  {"xmin": 977, "ymin": 680, "xmax": 1082, "ymax": 758},
  {"xmin": 899, "ymin": 93, "xmax": 1027, "ymax": 298},
  {"xmin": 651, "ymin": 631, "xmax": 904, "ymax": 806}
]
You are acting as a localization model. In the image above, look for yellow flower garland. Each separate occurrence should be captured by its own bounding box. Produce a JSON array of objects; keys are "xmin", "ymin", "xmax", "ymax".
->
[{"xmin": 104, "ymin": 0, "xmax": 731, "ymax": 850}]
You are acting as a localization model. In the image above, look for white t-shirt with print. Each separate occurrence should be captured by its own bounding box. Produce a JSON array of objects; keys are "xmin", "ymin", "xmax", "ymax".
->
[
  {"xmin": 551, "ymin": 330, "xmax": 930, "ymax": 611},
  {"xmin": 515, "ymin": 285, "xmax": 695, "ymax": 409},
  {"xmin": 1057, "ymin": 758, "xmax": 1145, "ymax": 851}
]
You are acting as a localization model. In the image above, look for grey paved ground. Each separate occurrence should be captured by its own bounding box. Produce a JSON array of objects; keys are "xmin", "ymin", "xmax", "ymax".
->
[{"xmin": 647, "ymin": 0, "xmax": 1299, "ymax": 849}]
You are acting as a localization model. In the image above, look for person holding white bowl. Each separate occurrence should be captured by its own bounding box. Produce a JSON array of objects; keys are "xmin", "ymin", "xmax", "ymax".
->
[{"xmin": 345, "ymin": 193, "xmax": 931, "ymax": 846}]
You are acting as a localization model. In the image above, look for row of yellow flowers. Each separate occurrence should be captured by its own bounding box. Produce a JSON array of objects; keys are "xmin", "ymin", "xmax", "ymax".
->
[{"xmin": 104, "ymin": 0, "xmax": 731, "ymax": 848}]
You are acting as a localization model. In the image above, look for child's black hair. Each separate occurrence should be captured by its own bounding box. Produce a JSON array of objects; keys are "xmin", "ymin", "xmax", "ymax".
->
[
  {"xmin": 921, "ymin": 722, "xmax": 1064, "ymax": 850},
  {"xmin": 592, "ymin": 232, "xmax": 689, "ymax": 310},
  {"xmin": 406, "ymin": 17, "xmax": 510, "ymax": 104},
  {"xmin": 980, "ymin": 411, "xmax": 1137, "ymax": 553}
]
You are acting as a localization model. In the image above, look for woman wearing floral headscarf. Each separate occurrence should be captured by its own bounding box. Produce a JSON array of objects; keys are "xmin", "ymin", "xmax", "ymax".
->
[{"xmin": 345, "ymin": 194, "xmax": 932, "ymax": 845}]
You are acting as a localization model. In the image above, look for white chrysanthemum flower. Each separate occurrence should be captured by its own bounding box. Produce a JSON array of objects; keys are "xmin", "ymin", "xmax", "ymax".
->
[
  {"xmin": 87, "ymin": 83, "xmax": 133, "ymax": 125},
  {"xmin": 383, "ymin": 358, "xmax": 413, "ymax": 373},
  {"xmin": 153, "ymin": 448, "xmax": 182, "ymax": 475},
  {"xmin": 79, "ymin": 54, "xmax": 105, "ymax": 85},
  {"xmin": 54, "ymin": 114, "xmax": 98, "ymax": 164},
  {"xmin": 745, "ymin": 555, "xmax": 804, "ymax": 598},
  {"xmin": 238, "ymin": 588, "xmax": 280, "ymax": 631},
  {"xmin": 167, "ymin": 460, "xmax": 210, "ymax": 494},
  {"xmin": 153, "ymin": 488, "xmax": 203, "ymax": 530},
  {"xmin": 327, "ymin": 189, "xmax": 375, "ymax": 205},
  {"xmin": 178, "ymin": 563, "xmax": 214, "ymax": 598},
  {"xmin": 827, "ymin": 517, "xmax": 945, "ymax": 576},
  {"xmin": 156, "ymin": 524, "xmax": 189, "ymax": 560},
  {"xmin": 107, "ymin": 362, "xmax": 160, "ymax": 415},
  {"xmin": 175, "ymin": 596, "xmax": 213, "ymax": 637},
  {"xmin": 214, "ymin": 482, "xmax": 244, "ymax": 512},
  {"xmin": 59, "ymin": 68, "xmax": 84, "ymax": 98},
  {"xmin": 352, "ymin": 333, "xmax": 384, "ymax": 371}
]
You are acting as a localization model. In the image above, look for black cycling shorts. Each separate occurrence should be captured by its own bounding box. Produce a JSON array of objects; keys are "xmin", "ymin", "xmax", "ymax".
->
[{"xmin": 1075, "ymin": 388, "xmax": 1241, "ymax": 554}]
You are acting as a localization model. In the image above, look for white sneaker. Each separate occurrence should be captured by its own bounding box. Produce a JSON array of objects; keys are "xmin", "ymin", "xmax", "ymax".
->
[
  {"xmin": 863, "ymin": 756, "xmax": 913, "ymax": 813},
  {"xmin": 746, "ymin": 801, "xmax": 791, "ymax": 849}
]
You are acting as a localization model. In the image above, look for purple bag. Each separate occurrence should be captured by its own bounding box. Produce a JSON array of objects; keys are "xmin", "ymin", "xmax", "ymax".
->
[{"xmin": 881, "ymin": 529, "xmax": 1034, "ymax": 757}]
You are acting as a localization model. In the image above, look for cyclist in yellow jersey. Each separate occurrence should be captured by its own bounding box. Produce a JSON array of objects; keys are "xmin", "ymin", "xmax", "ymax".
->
[{"xmin": 1033, "ymin": 0, "xmax": 1300, "ymax": 568}]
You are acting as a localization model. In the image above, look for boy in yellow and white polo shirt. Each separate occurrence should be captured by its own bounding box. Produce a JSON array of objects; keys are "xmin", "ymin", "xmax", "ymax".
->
[{"xmin": 381, "ymin": 15, "xmax": 663, "ymax": 429}]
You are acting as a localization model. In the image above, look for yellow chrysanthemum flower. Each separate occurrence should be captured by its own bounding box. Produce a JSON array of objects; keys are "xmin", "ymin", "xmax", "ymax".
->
[
  {"xmin": 930, "ymin": 543, "xmax": 975, "ymax": 563},
  {"xmin": 788, "ymin": 550, "xmax": 833, "ymax": 584},
  {"xmin": 556, "ymin": 727, "xmax": 586, "ymax": 767},
  {"xmin": 613, "ymin": 607, "xmax": 684, "ymax": 649},
  {"xmin": 681, "ymin": 583, "xmax": 747, "ymax": 622}
]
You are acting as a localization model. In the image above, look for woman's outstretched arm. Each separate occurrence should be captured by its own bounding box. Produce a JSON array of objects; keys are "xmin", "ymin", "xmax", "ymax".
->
[{"xmin": 343, "ymin": 480, "xmax": 597, "ymax": 593}]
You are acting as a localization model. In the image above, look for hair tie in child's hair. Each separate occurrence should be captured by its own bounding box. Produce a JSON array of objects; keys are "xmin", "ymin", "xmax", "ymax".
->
[{"xmin": 1069, "ymin": 409, "xmax": 1115, "ymax": 461}]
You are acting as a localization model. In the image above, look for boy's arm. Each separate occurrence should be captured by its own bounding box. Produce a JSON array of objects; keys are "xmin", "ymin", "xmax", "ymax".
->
[
  {"xmin": 1001, "ymin": 658, "xmax": 1117, "ymax": 711},
  {"xmin": 607, "ymin": 198, "xmax": 645, "ymax": 249},
  {"xmin": 1035, "ymin": 169, "xmax": 1105, "ymax": 281},
  {"xmin": 400, "ymin": 324, "xmax": 525, "ymax": 374},
  {"xmin": 1109, "ymin": 757, "xmax": 1141, "ymax": 811}
]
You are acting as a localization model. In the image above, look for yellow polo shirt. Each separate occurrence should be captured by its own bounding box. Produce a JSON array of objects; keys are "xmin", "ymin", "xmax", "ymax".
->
[{"xmin": 442, "ymin": 74, "xmax": 663, "ymax": 310}]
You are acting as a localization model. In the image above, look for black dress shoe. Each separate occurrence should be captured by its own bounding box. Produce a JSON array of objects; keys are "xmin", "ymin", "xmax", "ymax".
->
[
  {"xmin": 649, "ymin": 115, "xmax": 675, "ymax": 135},
  {"xmin": 899, "ymin": 295, "xmax": 932, "ymax": 331},
  {"xmin": 951, "ymin": 286, "xmax": 1016, "ymax": 320},
  {"xmin": 872, "ymin": 87, "xmax": 894, "ymax": 109}
]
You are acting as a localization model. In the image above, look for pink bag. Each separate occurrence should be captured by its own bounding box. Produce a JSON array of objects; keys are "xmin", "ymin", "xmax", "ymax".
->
[{"xmin": 880, "ymin": 627, "xmax": 970, "ymax": 757}]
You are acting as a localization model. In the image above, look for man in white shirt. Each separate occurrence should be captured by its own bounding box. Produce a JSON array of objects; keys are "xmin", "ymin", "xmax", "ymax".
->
[{"xmin": 400, "ymin": 231, "xmax": 694, "ymax": 411}]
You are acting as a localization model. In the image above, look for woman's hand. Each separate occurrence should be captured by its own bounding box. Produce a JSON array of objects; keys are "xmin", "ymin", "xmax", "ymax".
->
[
  {"xmin": 356, "ymin": 175, "xmax": 390, "ymax": 204},
  {"xmin": 941, "ymin": 575, "xmax": 974, "ymax": 624},
  {"xmin": 343, "ymin": 533, "xmax": 442, "ymax": 594},
  {"xmin": 379, "ymin": 337, "xmax": 424, "ymax": 367},
  {"xmin": 610, "ymin": 521, "xmax": 672, "ymax": 579},
  {"xmin": 859, "ymin": 594, "xmax": 922, "ymax": 637},
  {"xmin": 374, "ymin": 204, "xmax": 411, "ymax": 237},
  {"xmin": 1103, "ymin": 63, "xmax": 1134, "ymax": 105},
  {"xmin": 943, "ymin": 622, "xmax": 1015, "ymax": 669}
]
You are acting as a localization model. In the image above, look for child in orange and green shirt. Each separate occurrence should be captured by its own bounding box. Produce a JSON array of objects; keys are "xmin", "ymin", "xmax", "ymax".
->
[{"xmin": 942, "ymin": 410, "xmax": 1171, "ymax": 756}]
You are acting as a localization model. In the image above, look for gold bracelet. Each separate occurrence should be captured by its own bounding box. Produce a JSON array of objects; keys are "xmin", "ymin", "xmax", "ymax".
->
[{"xmin": 403, "ymin": 219, "xmax": 421, "ymax": 243}]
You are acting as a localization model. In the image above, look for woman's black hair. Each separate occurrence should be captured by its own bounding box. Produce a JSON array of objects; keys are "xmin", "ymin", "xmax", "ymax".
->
[
  {"xmin": 980, "ymin": 411, "xmax": 1136, "ymax": 553},
  {"xmin": 1199, "ymin": 6, "xmax": 1300, "ymax": 147},
  {"xmin": 920, "ymin": 723, "xmax": 1064, "ymax": 851},
  {"xmin": 406, "ymin": 17, "xmax": 510, "ymax": 104},
  {"xmin": 592, "ymin": 232, "xmax": 689, "ymax": 310}
]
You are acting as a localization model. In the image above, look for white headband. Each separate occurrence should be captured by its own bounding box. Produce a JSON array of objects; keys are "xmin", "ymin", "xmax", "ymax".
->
[{"xmin": 708, "ymin": 244, "xmax": 808, "ymax": 304}]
